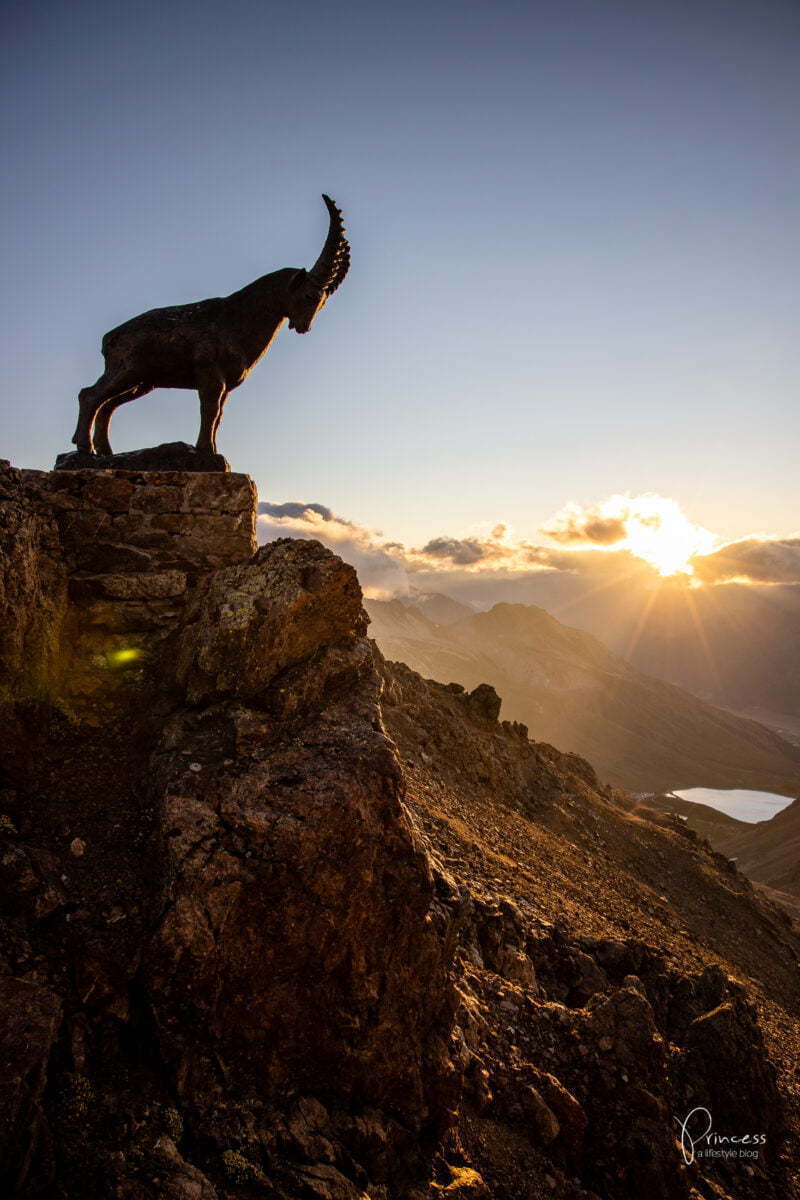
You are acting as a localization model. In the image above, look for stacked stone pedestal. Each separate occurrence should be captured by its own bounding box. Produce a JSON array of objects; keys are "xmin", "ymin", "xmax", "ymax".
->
[{"xmin": 11, "ymin": 466, "xmax": 257, "ymax": 714}]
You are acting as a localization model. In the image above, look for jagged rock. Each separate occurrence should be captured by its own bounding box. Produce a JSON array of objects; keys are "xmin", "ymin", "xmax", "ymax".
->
[
  {"xmin": 422, "ymin": 1166, "xmax": 490, "ymax": 1198},
  {"xmin": 111, "ymin": 1136, "xmax": 220, "ymax": 1198},
  {"xmin": 681, "ymin": 999, "xmax": 783, "ymax": 1146},
  {"xmin": 522, "ymin": 1085, "xmax": 561, "ymax": 1143},
  {"xmin": 0, "ymin": 979, "xmax": 62, "ymax": 1195},
  {"xmin": 585, "ymin": 986, "xmax": 663, "ymax": 1073},
  {"xmin": 146, "ymin": 536, "xmax": 456, "ymax": 1143},
  {"xmin": 466, "ymin": 683, "xmax": 501, "ymax": 722},
  {"xmin": 291, "ymin": 1163, "xmax": 364, "ymax": 1199},
  {"xmin": 286, "ymin": 1096, "xmax": 337, "ymax": 1163},
  {"xmin": 54, "ymin": 440, "xmax": 230, "ymax": 473},
  {"xmin": 175, "ymin": 538, "xmax": 367, "ymax": 704},
  {"xmin": 218, "ymin": 1147, "xmax": 271, "ymax": 1189},
  {"xmin": 532, "ymin": 1072, "xmax": 587, "ymax": 1159},
  {"xmin": 2, "ymin": 462, "xmax": 799, "ymax": 1200}
]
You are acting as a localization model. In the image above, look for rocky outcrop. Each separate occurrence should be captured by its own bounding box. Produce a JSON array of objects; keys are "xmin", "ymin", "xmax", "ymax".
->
[
  {"xmin": 0, "ymin": 462, "xmax": 68, "ymax": 701},
  {"xmin": 146, "ymin": 539, "xmax": 456, "ymax": 1148},
  {"xmin": 0, "ymin": 979, "xmax": 63, "ymax": 1197},
  {"xmin": 174, "ymin": 538, "xmax": 367, "ymax": 704},
  {"xmin": 366, "ymin": 595, "xmax": 800, "ymax": 795},
  {"xmin": 0, "ymin": 469, "xmax": 459, "ymax": 1197},
  {"xmin": 380, "ymin": 660, "xmax": 800, "ymax": 1199},
  {"xmin": 6, "ymin": 465, "xmax": 255, "ymax": 716},
  {"xmin": 1, "ymin": 466, "xmax": 799, "ymax": 1199}
]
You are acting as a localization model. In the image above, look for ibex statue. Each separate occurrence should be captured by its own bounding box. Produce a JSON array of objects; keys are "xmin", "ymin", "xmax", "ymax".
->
[{"xmin": 73, "ymin": 195, "xmax": 350, "ymax": 456}]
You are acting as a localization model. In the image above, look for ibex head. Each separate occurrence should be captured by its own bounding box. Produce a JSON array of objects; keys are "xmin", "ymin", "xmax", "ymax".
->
[{"xmin": 287, "ymin": 194, "xmax": 350, "ymax": 333}]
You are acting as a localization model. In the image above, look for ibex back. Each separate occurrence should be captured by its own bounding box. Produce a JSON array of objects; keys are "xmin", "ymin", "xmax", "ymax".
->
[{"xmin": 73, "ymin": 195, "xmax": 350, "ymax": 456}]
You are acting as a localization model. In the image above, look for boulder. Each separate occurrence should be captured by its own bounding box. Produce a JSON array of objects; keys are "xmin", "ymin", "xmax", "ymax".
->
[
  {"xmin": 146, "ymin": 537, "xmax": 457, "ymax": 1141},
  {"xmin": 174, "ymin": 538, "xmax": 367, "ymax": 704},
  {"xmin": 466, "ymin": 684, "xmax": 502, "ymax": 723}
]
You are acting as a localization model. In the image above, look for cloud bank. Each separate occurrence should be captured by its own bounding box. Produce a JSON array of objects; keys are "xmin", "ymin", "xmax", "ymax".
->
[
  {"xmin": 257, "ymin": 496, "xmax": 799, "ymax": 597},
  {"xmin": 541, "ymin": 501, "xmax": 629, "ymax": 546},
  {"xmin": 692, "ymin": 535, "xmax": 800, "ymax": 585},
  {"xmin": 257, "ymin": 501, "xmax": 408, "ymax": 598}
]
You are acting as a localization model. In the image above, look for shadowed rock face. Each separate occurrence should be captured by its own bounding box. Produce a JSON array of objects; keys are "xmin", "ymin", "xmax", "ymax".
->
[
  {"xmin": 0, "ymin": 462, "xmax": 68, "ymax": 700},
  {"xmin": 146, "ymin": 538, "xmax": 455, "ymax": 1131},
  {"xmin": 0, "ymin": 468, "xmax": 458, "ymax": 1197},
  {"xmin": 1, "ymin": 465, "xmax": 799, "ymax": 1200}
]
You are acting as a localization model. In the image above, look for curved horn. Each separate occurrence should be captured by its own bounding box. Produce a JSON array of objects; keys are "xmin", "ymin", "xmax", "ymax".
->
[{"xmin": 308, "ymin": 194, "xmax": 350, "ymax": 296}]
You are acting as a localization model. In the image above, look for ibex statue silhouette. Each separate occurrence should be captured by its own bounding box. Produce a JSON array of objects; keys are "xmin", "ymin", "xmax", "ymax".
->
[{"xmin": 73, "ymin": 195, "xmax": 350, "ymax": 456}]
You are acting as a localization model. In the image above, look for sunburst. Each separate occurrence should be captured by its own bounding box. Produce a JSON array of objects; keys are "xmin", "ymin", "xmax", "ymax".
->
[{"xmin": 620, "ymin": 496, "xmax": 717, "ymax": 577}]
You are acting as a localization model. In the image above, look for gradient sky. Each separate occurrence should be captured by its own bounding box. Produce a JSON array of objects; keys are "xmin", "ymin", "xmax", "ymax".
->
[{"xmin": 2, "ymin": 0, "xmax": 798, "ymax": 547}]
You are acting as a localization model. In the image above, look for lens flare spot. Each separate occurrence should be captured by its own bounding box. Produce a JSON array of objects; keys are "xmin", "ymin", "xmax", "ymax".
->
[{"xmin": 108, "ymin": 648, "xmax": 142, "ymax": 666}]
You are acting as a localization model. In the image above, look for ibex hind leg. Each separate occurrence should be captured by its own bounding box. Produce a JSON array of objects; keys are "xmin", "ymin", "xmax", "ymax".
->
[{"xmin": 72, "ymin": 368, "xmax": 142, "ymax": 452}]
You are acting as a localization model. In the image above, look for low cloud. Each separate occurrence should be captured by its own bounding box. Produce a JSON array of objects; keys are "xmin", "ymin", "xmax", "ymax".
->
[
  {"xmin": 256, "ymin": 501, "xmax": 408, "ymax": 598},
  {"xmin": 691, "ymin": 535, "xmax": 800, "ymax": 585},
  {"xmin": 257, "ymin": 495, "xmax": 791, "ymax": 600},
  {"xmin": 542, "ymin": 501, "xmax": 629, "ymax": 546},
  {"xmin": 419, "ymin": 536, "xmax": 504, "ymax": 566},
  {"xmin": 415, "ymin": 531, "xmax": 577, "ymax": 573},
  {"xmin": 257, "ymin": 501, "xmax": 570, "ymax": 594},
  {"xmin": 259, "ymin": 501, "xmax": 348, "ymax": 525}
]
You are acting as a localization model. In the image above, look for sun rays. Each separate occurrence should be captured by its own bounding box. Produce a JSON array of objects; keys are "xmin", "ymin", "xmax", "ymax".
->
[{"xmin": 617, "ymin": 496, "xmax": 717, "ymax": 577}]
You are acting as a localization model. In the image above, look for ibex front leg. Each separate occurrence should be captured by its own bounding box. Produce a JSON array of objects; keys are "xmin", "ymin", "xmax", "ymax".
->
[{"xmin": 195, "ymin": 365, "xmax": 227, "ymax": 456}]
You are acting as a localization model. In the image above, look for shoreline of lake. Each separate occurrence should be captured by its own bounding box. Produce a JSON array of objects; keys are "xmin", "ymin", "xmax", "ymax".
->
[{"xmin": 670, "ymin": 787, "xmax": 795, "ymax": 824}]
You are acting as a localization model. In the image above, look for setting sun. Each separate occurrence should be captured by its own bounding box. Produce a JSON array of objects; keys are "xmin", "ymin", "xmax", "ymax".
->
[{"xmin": 621, "ymin": 496, "xmax": 717, "ymax": 577}]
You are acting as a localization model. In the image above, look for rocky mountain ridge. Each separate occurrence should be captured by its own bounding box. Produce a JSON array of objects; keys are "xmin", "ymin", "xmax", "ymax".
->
[
  {"xmin": 1, "ymin": 461, "xmax": 799, "ymax": 1199},
  {"xmin": 423, "ymin": 574, "xmax": 800, "ymax": 719},
  {"xmin": 365, "ymin": 597, "xmax": 800, "ymax": 796}
]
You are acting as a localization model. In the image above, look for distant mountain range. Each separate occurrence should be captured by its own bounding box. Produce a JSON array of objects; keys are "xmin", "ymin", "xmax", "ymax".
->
[
  {"xmin": 410, "ymin": 576, "xmax": 800, "ymax": 726},
  {"xmin": 366, "ymin": 596, "xmax": 800, "ymax": 796}
]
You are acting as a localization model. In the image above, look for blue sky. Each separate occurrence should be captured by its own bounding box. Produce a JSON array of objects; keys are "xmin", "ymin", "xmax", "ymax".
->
[{"xmin": 2, "ymin": 0, "xmax": 798, "ymax": 546}]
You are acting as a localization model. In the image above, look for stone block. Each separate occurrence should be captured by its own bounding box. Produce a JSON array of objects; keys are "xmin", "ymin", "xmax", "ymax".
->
[
  {"xmin": 129, "ymin": 485, "xmax": 186, "ymax": 513},
  {"xmin": 30, "ymin": 469, "xmax": 257, "ymax": 575},
  {"xmin": 70, "ymin": 571, "xmax": 188, "ymax": 601}
]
